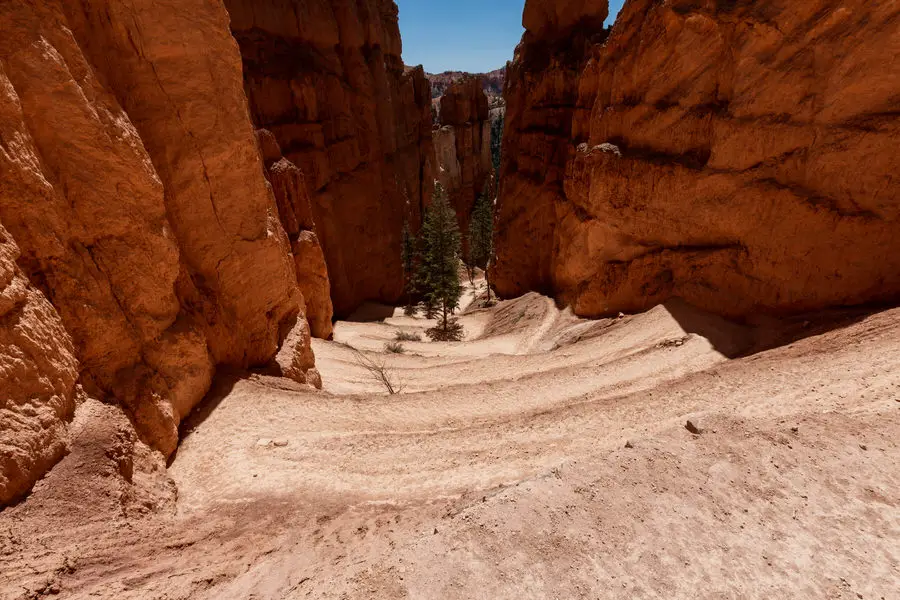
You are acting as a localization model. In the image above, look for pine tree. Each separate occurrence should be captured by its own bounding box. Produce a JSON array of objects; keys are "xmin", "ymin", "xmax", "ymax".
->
[
  {"xmin": 417, "ymin": 228, "xmax": 437, "ymax": 319},
  {"xmin": 419, "ymin": 183, "xmax": 463, "ymax": 341},
  {"xmin": 400, "ymin": 220, "xmax": 417, "ymax": 315},
  {"xmin": 467, "ymin": 192, "xmax": 494, "ymax": 302},
  {"xmin": 490, "ymin": 113, "xmax": 504, "ymax": 176}
]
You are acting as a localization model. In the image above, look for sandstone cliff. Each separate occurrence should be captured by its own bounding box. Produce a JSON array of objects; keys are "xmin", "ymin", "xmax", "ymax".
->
[
  {"xmin": 496, "ymin": 0, "xmax": 900, "ymax": 318},
  {"xmin": 0, "ymin": 0, "xmax": 316, "ymax": 503},
  {"xmin": 495, "ymin": 2, "xmax": 608, "ymax": 298},
  {"xmin": 225, "ymin": 0, "xmax": 435, "ymax": 317},
  {"xmin": 433, "ymin": 77, "xmax": 493, "ymax": 232}
]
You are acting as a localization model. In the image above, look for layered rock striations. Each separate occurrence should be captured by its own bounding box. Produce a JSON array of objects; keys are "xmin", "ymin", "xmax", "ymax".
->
[
  {"xmin": 225, "ymin": 0, "xmax": 435, "ymax": 317},
  {"xmin": 496, "ymin": 0, "xmax": 900, "ymax": 318},
  {"xmin": 433, "ymin": 77, "xmax": 493, "ymax": 231},
  {"xmin": 0, "ymin": 0, "xmax": 317, "ymax": 502}
]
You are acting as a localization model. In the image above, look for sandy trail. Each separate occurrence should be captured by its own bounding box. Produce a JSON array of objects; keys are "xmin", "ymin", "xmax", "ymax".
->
[{"xmin": 2, "ymin": 282, "xmax": 898, "ymax": 599}]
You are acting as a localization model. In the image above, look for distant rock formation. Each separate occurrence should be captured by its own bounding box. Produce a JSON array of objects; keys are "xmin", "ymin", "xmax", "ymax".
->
[
  {"xmin": 429, "ymin": 69, "xmax": 505, "ymax": 104},
  {"xmin": 496, "ymin": 0, "xmax": 900, "ymax": 318},
  {"xmin": 0, "ymin": 0, "xmax": 317, "ymax": 504},
  {"xmin": 225, "ymin": 0, "xmax": 436, "ymax": 317},
  {"xmin": 432, "ymin": 77, "xmax": 493, "ymax": 233}
]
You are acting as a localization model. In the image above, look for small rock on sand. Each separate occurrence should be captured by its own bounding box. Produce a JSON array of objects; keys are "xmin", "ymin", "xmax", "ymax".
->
[{"xmin": 685, "ymin": 419, "xmax": 704, "ymax": 435}]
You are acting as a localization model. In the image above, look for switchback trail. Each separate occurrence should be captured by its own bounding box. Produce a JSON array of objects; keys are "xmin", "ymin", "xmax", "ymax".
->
[{"xmin": 2, "ymin": 281, "xmax": 898, "ymax": 599}]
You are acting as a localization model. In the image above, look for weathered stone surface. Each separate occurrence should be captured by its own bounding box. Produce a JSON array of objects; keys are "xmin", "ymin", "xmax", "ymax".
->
[
  {"xmin": 257, "ymin": 130, "xmax": 334, "ymax": 340},
  {"xmin": 496, "ymin": 0, "xmax": 900, "ymax": 318},
  {"xmin": 270, "ymin": 314, "xmax": 321, "ymax": 390},
  {"xmin": 292, "ymin": 232, "xmax": 333, "ymax": 341},
  {"xmin": 495, "ymin": 5, "xmax": 606, "ymax": 299},
  {"xmin": 225, "ymin": 0, "xmax": 435, "ymax": 317},
  {"xmin": 0, "ymin": 0, "xmax": 315, "ymax": 487},
  {"xmin": 434, "ymin": 77, "xmax": 493, "ymax": 232},
  {"xmin": 0, "ymin": 224, "xmax": 78, "ymax": 505}
]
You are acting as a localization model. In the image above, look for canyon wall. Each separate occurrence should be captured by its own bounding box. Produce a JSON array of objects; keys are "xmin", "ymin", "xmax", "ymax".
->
[
  {"xmin": 495, "ymin": 1, "xmax": 608, "ymax": 298},
  {"xmin": 433, "ymin": 77, "xmax": 493, "ymax": 231},
  {"xmin": 0, "ymin": 0, "xmax": 317, "ymax": 504},
  {"xmin": 496, "ymin": 0, "xmax": 900, "ymax": 318},
  {"xmin": 225, "ymin": 0, "xmax": 436, "ymax": 317}
]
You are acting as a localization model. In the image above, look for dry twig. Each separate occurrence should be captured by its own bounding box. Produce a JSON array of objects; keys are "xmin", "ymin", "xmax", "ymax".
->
[{"xmin": 351, "ymin": 347, "xmax": 404, "ymax": 394}]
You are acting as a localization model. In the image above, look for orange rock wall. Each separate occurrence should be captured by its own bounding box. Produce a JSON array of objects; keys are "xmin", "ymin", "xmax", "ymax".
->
[
  {"xmin": 225, "ymin": 0, "xmax": 436, "ymax": 317},
  {"xmin": 496, "ymin": 0, "xmax": 900, "ymax": 318},
  {"xmin": 495, "ymin": 4, "xmax": 607, "ymax": 298},
  {"xmin": 0, "ymin": 0, "xmax": 315, "ymax": 502}
]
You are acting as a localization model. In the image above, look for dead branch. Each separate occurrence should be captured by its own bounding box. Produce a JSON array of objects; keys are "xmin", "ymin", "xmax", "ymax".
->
[{"xmin": 350, "ymin": 347, "xmax": 404, "ymax": 395}]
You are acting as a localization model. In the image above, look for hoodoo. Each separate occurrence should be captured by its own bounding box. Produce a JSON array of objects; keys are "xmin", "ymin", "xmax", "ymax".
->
[{"xmin": 496, "ymin": 0, "xmax": 900, "ymax": 318}]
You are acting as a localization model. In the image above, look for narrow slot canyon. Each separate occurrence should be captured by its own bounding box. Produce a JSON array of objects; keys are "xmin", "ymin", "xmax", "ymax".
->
[{"xmin": 1, "ymin": 1, "xmax": 899, "ymax": 598}]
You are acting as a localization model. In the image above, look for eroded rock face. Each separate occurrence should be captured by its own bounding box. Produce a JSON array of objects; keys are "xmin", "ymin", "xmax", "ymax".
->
[
  {"xmin": 496, "ymin": 0, "xmax": 900, "ymax": 318},
  {"xmin": 495, "ymin": 4, "xmax": 607, "ymax": 298},
  {"xmin": 434, "ymin": 77, "xmax": 493, "ymax": 232},
  {"xmin": 225, "ymin": 0, "xmax": 436, "ymax": 317},
  {"xmin": 0, "ymin": 0, "xmax": 315, "ymax": 494},
  {"xmin": 0, "ymin": 224, "xmax": 78, "ymax": 505},
  {"xmin": 257, "ymin": 129, "xmax": 334, "ymax": 340}
]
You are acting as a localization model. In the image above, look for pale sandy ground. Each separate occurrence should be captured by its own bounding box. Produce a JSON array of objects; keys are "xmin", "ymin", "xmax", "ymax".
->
[{"xmin": 1, "ymin": 280, "xmax": 898, "ymax": 599}]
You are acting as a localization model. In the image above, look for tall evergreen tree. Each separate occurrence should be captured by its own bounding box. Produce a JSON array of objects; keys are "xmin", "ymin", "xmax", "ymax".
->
[
  {"xmin": 400, "ymin": 220, "xmax": 417, "ymax": 315},
  {"xmin": 419, "ymin": 183, "xmax": 463, "ymax": 340},
  {"xmin": 490, "ymin": 113, "xmax": 504, "ymax": 177},
  {"xmin": 467, "ymin": 193, "xmax": 494, "ymax": 302}
]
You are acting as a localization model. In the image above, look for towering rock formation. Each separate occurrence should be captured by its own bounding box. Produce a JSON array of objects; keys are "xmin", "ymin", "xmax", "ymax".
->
[
  {"xmin": 225, "ymin": 0, "xmax": 435, "ymax": 317},
  {"xmin": 0, "ymin": 0, "xmax": 317, "ymax": 504},
  {"xmin": 257, "ymin": 129, "xmax": 334, "ymax": 340},
  {"xmin": 433, "ymin": 77, "xmax": 493, "ymax": 232},
  {"xmin": 495, "ymin": 1, "xmax": 608, "ymax": 298},
  {"xmin": 496, "ymin": 0, "xmax": 900, "ymax": 318}
]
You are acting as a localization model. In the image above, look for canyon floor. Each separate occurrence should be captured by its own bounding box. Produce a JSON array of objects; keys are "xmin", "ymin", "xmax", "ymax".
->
[{"xmin": 2, "ymin": 280, "xmax": 899, "ymax": 599}]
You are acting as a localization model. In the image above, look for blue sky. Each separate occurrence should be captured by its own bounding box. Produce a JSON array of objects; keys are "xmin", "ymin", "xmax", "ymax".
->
[{"xmin": 396, "ymin": 0, "xmax": 625, "ymax": 73}]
